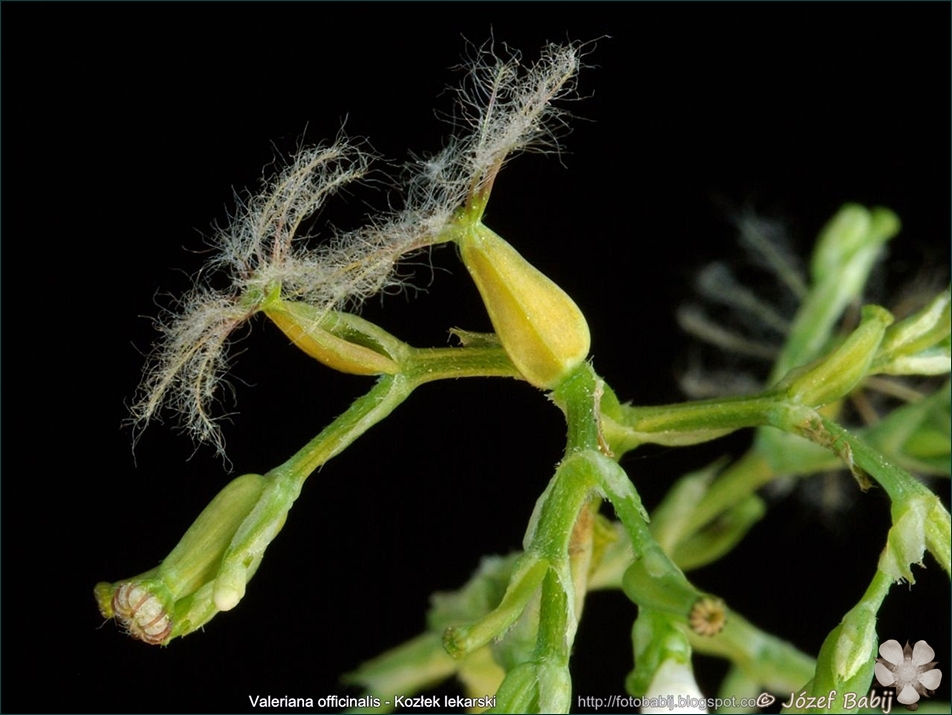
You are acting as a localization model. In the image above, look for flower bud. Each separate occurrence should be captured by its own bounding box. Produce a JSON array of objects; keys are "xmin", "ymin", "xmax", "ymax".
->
[
  {"xmin": 264, "ymin": 300, "xmax": 400, "ymax": 375},
  {"xmin": 95, "ymin": 472, "xmax": 267, "ymax": 644},
  {"xmin": 811, "ymin": 205, "xmax": 899, "ymax": 286},
  {"xmin": 782, "ymin": 304, "xmax": 893, "ymax": 407},
  {"xmin": 805, "ymin": 599, "xmax": 879, "ymax": 712},
  {"xmin": 458, "ymin": 225, "xmax": 590, "ymax": 389},
  {"xmin": 873, "ymin": 288, "xmax": 951, "ymax": 376}
]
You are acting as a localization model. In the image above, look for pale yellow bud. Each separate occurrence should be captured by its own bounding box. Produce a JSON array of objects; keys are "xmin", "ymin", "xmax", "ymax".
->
[
  {"xmin": 264, "ymin": 301, "xmax": 400, "ymax": 376},
  {"xmin": 459, "ymin": 225, "xmax": 590, "ymax": 389}
]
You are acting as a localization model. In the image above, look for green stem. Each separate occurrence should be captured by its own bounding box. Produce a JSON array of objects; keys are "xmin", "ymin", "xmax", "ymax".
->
[
  {"xmin": 602, "ymin": 388, "xmax": 804, "ymax": 457},
  {"xmin": 217, "ymin": 346, "xmax": 523, "ymax": 614},
  {"xmin": 404, "ymin": 345, "xmax": 522, "ymax": 384},
  {"xmin": 268, "ymin": 374, "xmax": 413, "ymax": 487},
  {"xmin": 772, "ymin": 404, "xmax": 951, "ymax": 579},
  {"xmin": 224, "ymin": 346, "xmax": 520, "ymax": 573},
  {"xmin": 535, "ymin": 569, "xmax": 571, "ymax": 664},
  {"xmin": 815, "ymin": 413, "xmax": 928, "ymax": 505},
  {"xmin": 799, "ymin": 569, "xmax": 893, "ymax": 712},
  {"xmin": 270, "ymin": 345, "xmax": 519, "ymax": 486},
  {"xmin": 552, "ymin": 364, "xmax": 603, "ymax": 454}
]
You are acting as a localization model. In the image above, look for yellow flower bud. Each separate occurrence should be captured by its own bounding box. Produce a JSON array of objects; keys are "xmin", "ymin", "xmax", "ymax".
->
[
  {"xmin": 458, "ymin": 225, "xmax": 590, "ymax": 389},
  {"xmin": 264, "ymin": 301, "xmax": 400, "ymax": 376}
]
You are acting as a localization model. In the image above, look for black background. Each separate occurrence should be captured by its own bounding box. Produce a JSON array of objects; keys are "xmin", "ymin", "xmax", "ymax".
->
[{"xmin": 3, "ymin": 3, "xmax": 950, "ymax": 714}]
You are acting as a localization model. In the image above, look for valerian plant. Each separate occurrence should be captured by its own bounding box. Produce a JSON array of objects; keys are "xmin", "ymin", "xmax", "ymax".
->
[{"xmin": 96, "ymin": 41, "xmax": 950, "ymax": 714}]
